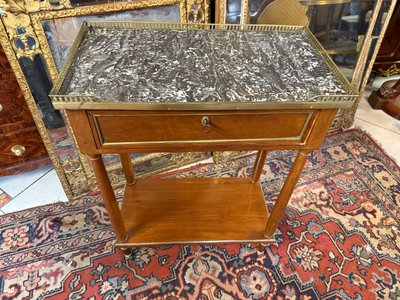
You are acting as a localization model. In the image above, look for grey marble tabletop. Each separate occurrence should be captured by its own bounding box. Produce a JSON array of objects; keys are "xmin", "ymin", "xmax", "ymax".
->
[{"xmin": 55, "ymin": 24, "xmax": 356, "ymax": 108}]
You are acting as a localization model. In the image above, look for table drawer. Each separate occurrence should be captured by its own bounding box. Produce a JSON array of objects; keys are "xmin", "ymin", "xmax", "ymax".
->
[{"xmin": 88, "ymin": 110, "xmax": 315, "ymax": 149}]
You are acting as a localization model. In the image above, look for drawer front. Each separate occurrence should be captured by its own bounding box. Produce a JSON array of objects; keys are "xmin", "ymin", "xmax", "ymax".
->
[{"xmin": 88, "ymin": 110, "xmax": 315, "ymax": 149}]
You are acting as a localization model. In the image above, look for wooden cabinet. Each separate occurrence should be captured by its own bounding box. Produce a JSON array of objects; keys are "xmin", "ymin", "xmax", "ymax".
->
[
  {"xmin": 372, "ymin": 1, "xmax": 400, "ymax": 75},
  {"xmin": 0, "ymin": 45, "xmax": 49, "ymax": 176}
]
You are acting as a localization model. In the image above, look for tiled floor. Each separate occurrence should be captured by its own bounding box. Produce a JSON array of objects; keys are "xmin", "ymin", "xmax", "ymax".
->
[
  {"xmin": 0, "ymin": 166, "xmax": 68, "ymax": 215},
  {"xmin": 0, "ymin": 87, "xmax": 399, "ymax": 215}
]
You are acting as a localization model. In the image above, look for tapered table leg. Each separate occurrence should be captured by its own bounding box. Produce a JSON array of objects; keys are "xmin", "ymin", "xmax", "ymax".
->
[
  {"xmin": 264, "ymin": 150, "xmax": 311, "ymax": 237},
  {"xmin": 251, "ymin": 150, "xmax": 268, "ymax": 183},
  {"xmin": 120, "ymin": 154, "xmax": 135, "ymax": 185},
  {"xmin": 88, "ymin": 154, "xmax": 128, "ymax": 243}
]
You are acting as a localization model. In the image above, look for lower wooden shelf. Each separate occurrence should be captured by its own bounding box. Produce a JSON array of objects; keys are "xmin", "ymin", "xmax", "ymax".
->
[{"xmin": 116, "ymin": 177, "xmax": 273, "ymax": 247}]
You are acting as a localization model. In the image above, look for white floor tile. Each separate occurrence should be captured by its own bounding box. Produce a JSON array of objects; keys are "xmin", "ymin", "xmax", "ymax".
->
[
  {"xmin": 353, "ymin": 118, "xmax": 400, "ymax": 163},
  {"xmin": 355, "ymin": 94, "xmax": 400, "ymax": 134},
  {"xmin": 0, "ymin": 165, "xmax": 52, "ymax": 198},
  {"xmin": 1, "ymin": 169, "xmax": 68, "ymax": 214}
]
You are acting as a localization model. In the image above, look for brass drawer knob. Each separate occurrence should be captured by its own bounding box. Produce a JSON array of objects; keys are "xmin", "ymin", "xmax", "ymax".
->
[
  {"xmin": 11, "ymin": 145, "xmax": 26, "ymax": 156},
  {"xmin": 0, "ymin": 103, "xmax": 2, "ymax": 112},
  {"xmin": 201, "ymin": 116, "xmax": 211, "ymax": 132}
]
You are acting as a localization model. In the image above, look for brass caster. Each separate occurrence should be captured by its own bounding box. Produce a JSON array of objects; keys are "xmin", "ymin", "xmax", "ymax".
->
[
  {"xmin": 257, "ymin": 243, "xmax": 267, "ymax": 255},
  {"xmin": 120, "ymin": 247, "xmax": 132, "ymax": 258}
]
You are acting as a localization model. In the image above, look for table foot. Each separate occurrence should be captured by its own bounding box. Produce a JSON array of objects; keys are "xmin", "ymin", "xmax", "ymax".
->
[
  {"xmin": 120, "ymin": 246, "xmax": 133, "ymax": 258},
  {"xmin": 257, "ymin": 243, "xmax": 268, "ymax": 255}
]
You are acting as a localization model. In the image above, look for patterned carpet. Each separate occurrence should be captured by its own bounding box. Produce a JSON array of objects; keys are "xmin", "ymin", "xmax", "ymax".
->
[{"xmin": 0, "ymin": 129, "xmax": 399, "ymax": 299}]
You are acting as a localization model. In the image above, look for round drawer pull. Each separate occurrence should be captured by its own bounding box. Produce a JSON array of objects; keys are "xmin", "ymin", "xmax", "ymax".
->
[
  {"xmin": 201, "ymin": 116, "xmax": 211, "ymax": 132},
  {"xmin": 0, "ymin": 103, "xmax": 3, "ymax": 112},
  {"xmin": 11, "ymin": 145, "xmax": 26, "ymax": 156}
]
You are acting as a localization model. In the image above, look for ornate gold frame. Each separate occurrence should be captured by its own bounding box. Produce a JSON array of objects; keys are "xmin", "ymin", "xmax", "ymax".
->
[
  {"xmin": 215, "ymin": 0, "xmax": 398, "ymax": 129},
  {"xmin": 0, "ymin": 0, "xmax": 210, "ymax": 199}
]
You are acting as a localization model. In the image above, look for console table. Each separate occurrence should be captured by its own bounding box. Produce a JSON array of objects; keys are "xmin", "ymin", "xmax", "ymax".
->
[{"xmin": 50, "ymin": 22, "xmax": 357, "ymax": 251}]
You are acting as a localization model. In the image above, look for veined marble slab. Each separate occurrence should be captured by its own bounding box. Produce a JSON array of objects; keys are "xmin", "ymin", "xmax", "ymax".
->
[{"xmin": 58, "ymin": 25, "xmax": 352, "ymax": 104}]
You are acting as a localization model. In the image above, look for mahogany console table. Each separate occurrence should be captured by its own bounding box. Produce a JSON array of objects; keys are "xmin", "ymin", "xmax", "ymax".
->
[{"xmin": 50, "ymin": 22, "xmax": 357, "ymax": 251}]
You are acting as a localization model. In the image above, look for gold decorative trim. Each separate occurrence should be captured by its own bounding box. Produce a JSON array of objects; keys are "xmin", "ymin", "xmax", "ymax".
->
[
  {"xmin": 0, "ymin": 19, "xmax": 73, "ymax": 198},
  {"xmin": 378, "ymin": 63, "xmax": 400, "ymax": 77},
  {"xmin": 0, "ymin": 0, "xmax": 72, "ymax": 13},
  {"xmin": 31, "ymin": 0, "xmax": 186, "ymax": 20},
  {"xmin": 241, "ymin": 0, "xmax": 249, "ymax": 25},
  {"xmin": 180, "ymin": 0, "xmax": 188, "ymax": 23},
  {"xmin": 215, "ymin": 0, "xmax": 226, "ymax": 24},
  {"xmin": 30, "ymin": 18, "xmax": 59, "ymax": 82},
  {"xmin": 53, "ymin": 100, "xmax": 356, "ymax": 111},
  {"xmin": 350, "ymin": 0, "xmax": 383, "ymax": 90}
]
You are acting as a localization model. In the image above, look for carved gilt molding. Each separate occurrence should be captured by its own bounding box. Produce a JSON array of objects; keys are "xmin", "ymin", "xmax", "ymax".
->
[
  {"xmin": 187, "ymin": 0, "xmax": 209, "ymax": 23},
  {"xmin": 0, "ymin": 0, "xmax": 72, "ymax": 59},
  {"xmin": 378, "ymin": 63, "xmax": 400, "ymax": 77}
]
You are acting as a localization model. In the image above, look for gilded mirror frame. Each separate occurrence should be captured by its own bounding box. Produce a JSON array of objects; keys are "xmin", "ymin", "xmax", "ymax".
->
[
  {"xmin": 215, "ymin": 0, "xmax": 398, "ymax": 129},
  {"xmin": 0, "ymin": 0, "xmax": 210, "ymax": 199}
]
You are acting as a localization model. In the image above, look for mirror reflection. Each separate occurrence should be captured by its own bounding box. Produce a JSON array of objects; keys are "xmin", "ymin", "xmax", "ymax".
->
[
  {"xmin": 226, "ymin": 0, "xmax": 242, "ymax": 23},
  {"xmin": 42, "ymin": 6, "xmax": 181, "ymax": 71}
]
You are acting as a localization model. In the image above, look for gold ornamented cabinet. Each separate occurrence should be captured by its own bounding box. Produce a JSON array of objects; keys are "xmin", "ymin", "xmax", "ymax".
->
[{"xmin": 0, "ymin": 43, "xmax": 49, "ymax": 176}]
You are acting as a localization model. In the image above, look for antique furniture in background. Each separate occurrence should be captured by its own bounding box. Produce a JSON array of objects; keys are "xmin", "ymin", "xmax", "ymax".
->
[
  {"xmin": 0, "ymin": 0, "xmax": 210, "ymax": 199},
  {"xmin": 367, "ymin": 79, "xmax": 400, "ymax": 119},
  {"xmin": 372, "ymin": 0, "xmax": 400, "ymax": 76},
  {"xmin": 0, "ymin": 43, "xmax": 49, "ymax": 176},
  {"xmin": 367, "ymin": 2, "xmax": 400, "ymax": 120},
  {"xmin": 50, "ymin": 22, "xmax": 357, "ymax": 250}
]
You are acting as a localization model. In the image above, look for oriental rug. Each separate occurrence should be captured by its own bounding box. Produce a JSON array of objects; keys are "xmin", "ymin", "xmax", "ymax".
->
[{"xmin": 0, "ymin": 129, "xmax": 399, "ymax": 299}]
